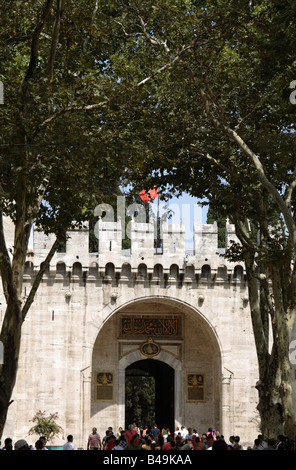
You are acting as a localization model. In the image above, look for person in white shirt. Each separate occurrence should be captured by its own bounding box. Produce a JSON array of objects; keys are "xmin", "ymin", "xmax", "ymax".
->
[
  {"xmin": 63, "ymin": 435, "xmax": 76, "ymax": 450},
  {"xmin": 180, "ymin": 426, "xmax": 187, "ymax": 439}
]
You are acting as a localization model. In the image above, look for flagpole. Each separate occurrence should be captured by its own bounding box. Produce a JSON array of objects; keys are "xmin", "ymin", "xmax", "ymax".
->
[
  {"xmin": 138, "ymin": 187, "xmax": 160, "ymax": 252},
  {"xmin": 157, "ymin": 189, "xmax": 160, "ymax": 253}
]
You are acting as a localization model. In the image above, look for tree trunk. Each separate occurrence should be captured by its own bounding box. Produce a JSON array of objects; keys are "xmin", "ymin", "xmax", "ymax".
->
[
  {"xmin": 246, "ymin": 255, "xmax": 296, "ymax": 441},
  {"xmin": 256, "ymin": 347, "xmax": 296, "ymax": 441},
  {"xmin": 256, "ymin": 380, "xmax": 285, "ymax": 439},
  {"xmin": 0, "ymin": 218, "xmax": 59, "ymax": 439},
  {"xmin": 0, "ymin": 300, "xmax": 23, "ymax": 438}
]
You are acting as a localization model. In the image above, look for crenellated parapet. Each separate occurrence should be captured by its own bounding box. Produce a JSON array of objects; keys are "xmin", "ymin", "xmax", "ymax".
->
[{"xmin": 22, "ymin": 217, "xmax": 245, "ymax": 284}]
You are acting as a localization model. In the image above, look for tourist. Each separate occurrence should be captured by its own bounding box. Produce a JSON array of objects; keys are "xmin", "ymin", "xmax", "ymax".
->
[
  {"xmin": 35, "ymin": 440, "xmax": 44, "ymax": 450},
  {"xmin": 193, "ymin": 441, "xmax": 206, "ymax": 450},
  {"xmin": 180, "ymin": 425, "xmax": 187, "ymax": 439},
  {"xmin": 119, "ymin": 431, "xmax": 128, "ymax": 449},
  {"xmin": 175, "ymin": 435, "xmax": 184, "ymax": 450},
  {"xmin": 106, "ymin": 435, "xmax": 116, "ymax": 450},
  {"xmin": 276, "ymin": 434, "xmax": 286, "ymax": 450},
  {"xmin": 162, "ymin": 424, "xmax": 170, "ymax": 442},
  {"xmin": 125, "ymin": 424, "xmax": 137, "ymax": 445},
  {"xmin": 232, "ymin": 436, "xmax": 243, "ymax": 450},
  {"xmin": 63, "ymin": 435, "xmax": 76, "ymax": 450},
  {"xmin": 151, "ymin": 424, "xmax": 160, "ymax": 440},
  {"xmin": 14, "ymin": 439, "xmax": 29, "ymax": 450},
  {"xmin": 175, "ymin": 431, "xmax": 183, "ymax": 442},
  {"xmin": 207, "ymin": 427, "xmax": 214, "ymax": 438},
  {"xmin": 206, "ymin": 434, "xmax": 214, "ymax": 450},
  {"xmin": 200, "ymin": 433, "xmax": 207, "ymax": 444},
  {"xmin": 168, "ymin": 440, "xmax": 177, "ymax": 451},
  {"xmin": 162, "ymin": 435, "xmax": 173, "ymax": 450},
  {"xmin": 2, "ymin": 438, "xmax": 13, "ymax": 450},
  {"xmin": 181, "ymin": 438, "xmax": 193, "ymax": 450},
  {"xmin": 229, "ymin": 435, "xmax": 235, "ymax": 446},
  {"xmin": 253, "ymin": 438, "xmax": 264, "ymax": 450},
  {"xmin": 264, "ymin": 438, "xmax": 276, "ymax": 450},
  {"xmin": 116, "ymin": 427, "xmax": 123, "ymax": 438},
  {"xmin": 114, "ymin": 434, "xmax": 128, "ymax": 450},
  {"xmin": 108, "ymin": 426, "xmax": 116, "ymax": 437},
  {"xmin": 113, "ymin": 439, "xmax": 124, "ymax": 450},
  {"xmin": 212, "ymin": 439, "xmax": 228, "ymax": 451},
  {"xmin": 185, "ymin": 427, "xmax": 194, "ymax": 440},
  {"xmin": 132, "ymin": 422, "xmax": 140, "ymax": 436},
  {"xmin": 125, "ymin": 433, "xmax": 142, "ymax": 450},
  {"xmin": 257, "ymin": 434, "xmax": 267, "ymax": 449},
  {"xmin": 174, "ymin": 426, "xmax": 180, "ymax": 438},
  {"xmin": 141, "ymin": 436, "xmax": 152, "ymax": 450},
  {"xmin": 102, "ymin": 430, "xmax": 113, "ymax": 449},
  {"xmin": 87, "ymin": 427, "xmax": 101, "ymax": 450},
  {"xmin": 192, "ymin": 429, "xmax": 199, "ymax": 444},
  {"xmin": 39, "ymin": 436, "xmax": 48, "ymax": 450},
  {"xmin": 142, "ymin": 424, "xmax": 149, "ymax": 439}
]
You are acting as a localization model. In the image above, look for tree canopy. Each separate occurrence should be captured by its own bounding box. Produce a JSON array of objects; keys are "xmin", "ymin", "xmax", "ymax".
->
[
  {"xmin": 100, "ymin": 0, "xmax": 296, "ymax": 439},
  {"xmin": 1, "ymin": 0, "xmax": 296, "ymax": 440},
  {"xmin": 0, "ymin": 0, "xmax": 142, "ymax": 437}
]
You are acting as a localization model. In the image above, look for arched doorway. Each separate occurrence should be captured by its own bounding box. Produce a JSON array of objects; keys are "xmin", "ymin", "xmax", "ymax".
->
[
  {"xmin": 125, "ymin": 359, "xmax": 174, "ymax": 432},
  {"xmin": 91, "ymin": 296, "xmax": 222, "ymax": 435}
]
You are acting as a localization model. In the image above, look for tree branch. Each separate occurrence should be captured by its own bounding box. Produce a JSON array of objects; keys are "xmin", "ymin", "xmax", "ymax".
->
[
  {"xmin": 34, "ymin": 41, "xmax": 188, "ymax": 136},
  {"xmin": 0, "ymin": 212, "xmax": 13, "ymax": 303},
  {"xmin": 21, "ymin": 237, "xmax": 59, "ymax": 321},
  {"xmin": 19, "ymin": 0, "xmax": 54, "ymax": 95},
  {"xmin": 197, "ymin": 85, "xmax": 296, "ymax": 246},
  {"xmin": 138, "ymin": 15, "xmax": 171, "ymax": 54},
  {"xmin": 136, "ymin": 52, "xmax": 186, "ymax": 87},
  {"xmin": 81, "ymin": 0, "xmax": 99, "ymax": 55},
  {"xmin": 34, "ymin": 98, "xmax": 110, "ymax": 134},
  {"xmin": 46, "ymin": 0, "xmax": 66, "ymax": 79},
  {"xmin": 285, "ymin": 167, "xmax": 296, "ymax": 210}
]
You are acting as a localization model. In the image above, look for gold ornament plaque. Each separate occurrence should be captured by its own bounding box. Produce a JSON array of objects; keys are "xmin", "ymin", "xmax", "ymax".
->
[
  {"xmin": 96, "ymin": 372, "xmax": 113, "ymax": 401},
  {"xmin": 186, "ymin": 373, "xmax": 205, "ymax": 402},
  {"xmin": 139, "ymin": 338, "xmax": 161, "ymax": 357}
]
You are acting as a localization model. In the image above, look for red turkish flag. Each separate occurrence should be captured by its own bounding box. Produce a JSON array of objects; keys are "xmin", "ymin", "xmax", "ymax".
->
[
  {"xmin": 138, "ymin": 186, "xmax": 158, "ymax": 203},
  {"xmin": 148, "ymin": 187, "xmax": 158, "ymax": 199},
  {"xmin": 138, "ymin": 190, "xmax": 150, "ymax": 203}
]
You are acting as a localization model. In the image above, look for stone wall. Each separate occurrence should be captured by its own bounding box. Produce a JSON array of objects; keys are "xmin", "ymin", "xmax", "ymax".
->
[{"xmin": 1, "ymin": 217, "xmax": 259, "ymax": 448}]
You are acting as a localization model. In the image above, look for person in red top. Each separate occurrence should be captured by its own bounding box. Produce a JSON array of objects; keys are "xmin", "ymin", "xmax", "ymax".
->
[
  {"xmin": 162, "ymin": 435, "xmax": 173, "ymax": 450},
  {"xmin": 106, "ymin": 435, "xmax": 115, "ymax": 450},
  {"xmin": 125, "ymin": 424, "xmax": 137, "ymax": 445}
]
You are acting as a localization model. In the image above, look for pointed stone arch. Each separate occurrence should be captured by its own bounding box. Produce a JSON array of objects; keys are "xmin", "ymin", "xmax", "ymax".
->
[{"xmin": 91, "ymin": 295, "xmax": 224, "ymax": 434}]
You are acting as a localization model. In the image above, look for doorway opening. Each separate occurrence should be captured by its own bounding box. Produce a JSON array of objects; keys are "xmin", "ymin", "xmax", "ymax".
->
[{"xmin": 125, "ymin": 359, "xmax": 174, "ymax": 433}]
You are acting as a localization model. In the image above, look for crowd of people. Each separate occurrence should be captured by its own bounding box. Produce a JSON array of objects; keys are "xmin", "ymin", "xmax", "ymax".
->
[
  {"xmin": 88, "ymin": 424, "xmax": 296, "ymax": 451},
  {"xmin": 86, "ymin": 424, "xmax": 296, "ymax": 451},
  {"xmin": 1, "ymin": 423, "xmax": 295, "ymax": 450}
]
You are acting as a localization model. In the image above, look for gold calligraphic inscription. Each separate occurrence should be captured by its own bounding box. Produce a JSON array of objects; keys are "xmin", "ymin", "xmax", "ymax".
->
[
  {"xmin": 140, "ymin": 338, "xmax": 161, "ymax": 357},
  {"xmin": 186, "ymin": 373, "xmax": 205, "ymax": 402},
  {"xmin": 120, "ymin": 316, "xmax": 182, "ymax": 338},
  {"xmin": 96, "ymin": 372, "xmax": 113, "ymax": 401}
]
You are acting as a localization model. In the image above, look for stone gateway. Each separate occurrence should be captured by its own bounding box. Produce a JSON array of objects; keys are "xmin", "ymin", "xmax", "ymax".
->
[{"xmin": 1, "ymin": 216, "xmax": 267, "ymax": 447}]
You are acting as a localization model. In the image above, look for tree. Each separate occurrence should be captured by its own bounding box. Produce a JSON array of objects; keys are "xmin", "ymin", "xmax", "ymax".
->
[
  {"xmin": 2, "ymin": 0, "xmax": 296, "ymax": 442},
  {"xmin": 0, "ymin": 0, "xmax": 146, "ymax": 438},
  {"xmin": 28, "ymin": 410, "xmax": 64, "ymax": 443},
  {"xmin": 106, "ymin": 0, "xmax": 296, "ymax": 439}
]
